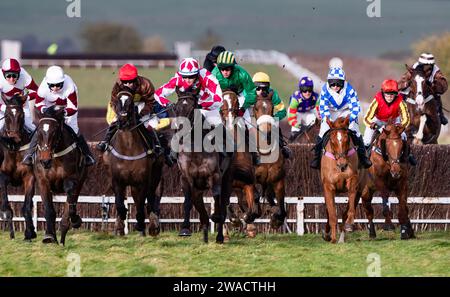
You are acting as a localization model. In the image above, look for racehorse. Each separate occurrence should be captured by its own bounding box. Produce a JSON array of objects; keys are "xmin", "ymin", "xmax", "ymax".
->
[
  {"xmin": 172, "ymin": 90, "xmax": 226, "ymax": 243},
  {"xmin": 102, "ymin": 91, "xmax": 160, "ymax": 237},
  {"xmin": 359, "ymin": 123, "xmax": 414, "ymax": 239},
  {"xmin": 403, "ymin": 65, "xmax": 441, "ymax": 144},
  {"xmin": 253, "ymin": 92, "xmax": 287, "ymax": 230},
  {"xmin": 220, "ymin": 90, "xmax": 259, "ymax": 237},
  {"xmin": 34, "ymin": 106, "xmax": 87, "ymax": 245},
  {"xmin": 320, "ymin": 116, "xmax": 360, "ymax": 243},
  {"xmin": 0, "ymin": 93, "xmax": 36, "ymax": 240}
]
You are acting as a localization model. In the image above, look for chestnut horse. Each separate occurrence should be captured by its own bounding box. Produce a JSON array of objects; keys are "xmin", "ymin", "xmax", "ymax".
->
[
  {"xmin": 102, "ymin": 91, "xmax": 160, "ymax": 237},
  {"xmin": 220, "ymin": 90, "xmax": 259, "ymax": 237},
  {"xmin": 320, "ymin": 116, "xmax": 360, "ymax": 243},
  {"xmin": 0, "ymin": 93, "xmax": 36, "ymax": 240},
  {"xmin": 359, "ymin": 123, "xmax": 415, "ymax": 239},
  {"xmin": 34, "ymin": 106, "xmax": 87, "ymax": 245},
  {"xmin": 403, "ymin": 65, "xmax": 441, "ymax": 144},
  {"xmin": 172, "ymin": 90, "xmax": 225, "ymax": 243},
  {"xmin": 253, "ymin": 93, "xmax": 287, "ymax": 229}
]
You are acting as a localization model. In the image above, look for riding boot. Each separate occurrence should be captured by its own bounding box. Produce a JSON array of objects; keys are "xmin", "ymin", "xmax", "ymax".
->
[
  {"xmin": 138, "ymin": 125, "xmax": 162, "ymax": 155},
  {"xmin": 403, "ymin": 140, "xmax": 417, "ymax": 166},
  {"xmin": 76, "ymin": 134, "xmax": 96, "ymax": 166},
  {"xmin": 96, "ymin": 122, "xmax": 118, "ymax": 152},
  {"xmin": 158, "ymin": 132, "xmax": 175, "ymax": 167},
  {"xmin": 279, "ymin": 132, "xmax": 292, "ymax": 159},
  {"xmin": 22, "ymin": 130, "xmax": 38, "ymax": 166},
  {"xmin": 354, "ymin": 134, "xmax": 372, "ymax": 168},
  {"xmin": 436, "ymin": 96, "xmax": 448, "ymax": 125},
  {"xmin": 310, "ymin": 136, "xmax": 323, "ymax": 169}
]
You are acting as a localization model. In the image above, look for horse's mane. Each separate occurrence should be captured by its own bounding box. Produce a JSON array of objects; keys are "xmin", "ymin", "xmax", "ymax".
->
[{"xmin": 42, "ymin": 106, "xmax": 65, "ymax": 121}]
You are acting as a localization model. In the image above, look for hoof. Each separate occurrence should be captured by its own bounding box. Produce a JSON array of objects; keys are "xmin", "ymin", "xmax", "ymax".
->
[
  {"xmin": 383, "ymin": 223, "xmax": 395, "ymax": 231},
  {"xmin": 400, "ymin": 224, "xmax": 415, "ymax": 240},
  {"xmin": 71, "ymin": 215, "xmax": 82, "ymax": 229},
  {"xmin": 42, "ymin": 234, "xmax": 58, "ymax": 244},
  {"xmin": 178, "ymin": 228, "xmax": 192, "ymax": 237},
  {"xmin": 24, "ymin": 230, "xmax": 37, "ymax": 240},
  {"xmin": 148, "ymin": 212, "xmax": 160, "ymax": 237},
  {"xmin": 322, "ymin": 230, "xmax": 331, "ymax": 242},
  {"xmin": 134, "ymin": 224, "xmax": 145, "ymax": 232},
  {"xmin": 344, "ymin": 223, "xmax": 354, "ymax": 233},
  {"xmin": 139, "ymin": 231, "xmax": 146, "ymax": 237},
  {"xmin": 245, "ymin": 224, "xmax": 257, "ymax": 238}
]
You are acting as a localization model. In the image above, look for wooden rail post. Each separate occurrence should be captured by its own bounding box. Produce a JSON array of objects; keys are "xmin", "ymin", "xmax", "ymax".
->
[{"xmin": 297, "ymin": 197, "xmax": 305, "ymax": 235}]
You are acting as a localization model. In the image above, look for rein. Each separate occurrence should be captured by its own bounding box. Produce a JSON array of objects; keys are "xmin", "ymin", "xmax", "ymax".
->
[{"xmin": 323, "ymin": 128, "xmax": 356, "ymax": 161}]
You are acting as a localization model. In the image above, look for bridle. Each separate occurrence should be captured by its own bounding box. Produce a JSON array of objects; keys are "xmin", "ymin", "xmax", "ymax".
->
[
  {"xmin": 324, "ymin": 127, "xmax": 356, "ymax": 161},
  {"xmin": 37, "ymin": 117, "xmax": 62, "ymax": 153}
]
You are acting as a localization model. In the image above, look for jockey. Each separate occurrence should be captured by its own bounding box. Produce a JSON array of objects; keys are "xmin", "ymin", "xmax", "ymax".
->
[
  {"xmin": 310, "ymin": 67, "xmax": 372, "ymax": 169},
  {"xmin": 154, "ymin": 58, "xmax": 234, "ymax": 160},
  {"xmin": 96, "ymin": 64, "xmax": 173, "ymax": 164},
  {"xmin": 252, "ymin": 71, "xmax": 291, "ymax": 159},
  {"xmin": 363, "ymin": 79, "xmax": 417, "ymax": 165},
  {"xmin": 203, "ymin": 45, "xmax": 226, "ymax": 72},
  {"xmin": 0, "ymin": 58, "xmax": 39, "ymax": 133},
  {"xmin": 398, "ymin": 52, "xmax": 448, "ymax": 125},
  {"xmin": 287, "ymin": 76, "xmax": 320, "ymax": 140},
  {"xmin": 22, "ymin": 66, "xmax": 96, "ymax": 166}
]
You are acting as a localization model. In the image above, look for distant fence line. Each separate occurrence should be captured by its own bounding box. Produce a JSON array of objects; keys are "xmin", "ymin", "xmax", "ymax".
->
[{"xmin": 2, "ymin": 195, "xmax": 449, "ymax": 236}]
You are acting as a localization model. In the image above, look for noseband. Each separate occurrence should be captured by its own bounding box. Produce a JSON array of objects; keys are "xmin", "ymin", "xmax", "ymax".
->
[{"xmin": 324, "ymin": 128, "xmax": 356, "ymax": 161}]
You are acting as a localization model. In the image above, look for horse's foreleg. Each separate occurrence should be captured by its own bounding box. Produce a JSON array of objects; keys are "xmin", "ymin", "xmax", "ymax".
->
[
  {"xmin": 40, "ymin": 185, "xmax": 58, "ymax": 244},
  {"xmin": 270, "ymin": 180, "xmax": 286, "ymax": 229},
  {"xmin": 179, "ymin": 178, "xmax": 192, "ymax": 236},
  {"xmin": 396, "ymin": 182, "xmax": 415, "ymax": 240},
  {"xmin": 147, "ymin": 179, "xmax": 162, "ymax": 237},
  {"xmin": 113, "ymin": 180, "xmax": 127, "ymax": 236},
  {"xmin": 22, "ymin": 175, "xmax": 36, "ymax": 241},
  {"xmin": 381, "ymin": 192, "xmax": 395, "ymax": 231},
  {"xmin": 131, "ymin": 186, "xmax": 147, "ymax": 236},
  {"xmin": 210, "ymin": 182, "xmax": 223, "ymax": 224},
  {"xmin": 413, "ymin": 114, "xmax": 427, "ymax": 144},
  {"xmin": 243, "ymin": 184, "xmax": 259, "ymax": 224},
  {"xmin": 191, "ymin": 189, "xmax": 209, "ymax": 243},
  {"xmin": 324, "ymin": 186, "xmax": 338, "ymax": 244},
  {"xmin": 344, "ymin": 177, "xmax": 358, "ymax": 232},
  {"xmin": 0, "ymin": 174, "xmax": 14, "ymax": 239},
  {"xmin": 361, "ymin": 187, "xmax": 376, "ymax": 239}
]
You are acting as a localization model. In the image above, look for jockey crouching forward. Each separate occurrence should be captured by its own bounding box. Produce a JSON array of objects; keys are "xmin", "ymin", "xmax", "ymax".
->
[
  {"xmin": 96, "ymin": 64, "xmax": 173, "ymax": 165},
  {"xmin": 252, "ymin": 71, "xmax": 292, "ymax": 159},
  {"xmin": 154, "ymin": 58, "xmax": 233, "ymax": 160},
  {"xmin": 288, "ymin": 76, "xmax": 320, "ymax": 140},
  {"xmin": 212, "ymin": 51, "xmax": 261, "ymax": 164},
  {"xmin": 310, "ymin": 67, "xmax": 372, "ymax": 169},
  {"xmin": 0, "ymin": 58, "xmax": 39, "ymax": 148},
  {"xmin": 363, "ymin": 79, "xmax": 417, "ymax": 166},
  {"xmin": 22, "ymin": 66, "xmax": 96, "ymax": 166}
]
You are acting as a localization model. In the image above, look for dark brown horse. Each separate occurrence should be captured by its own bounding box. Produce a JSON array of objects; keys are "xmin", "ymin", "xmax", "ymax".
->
[
  {"xmin": 403, "ymin": 65, "xmax": 441, "ymax": 144},
  {"xmin": 102, "ymin": 91, "xmax": 160, "ymax": 236},
  {"xmin": 359, "ymin": 123, "xmax": 415, "ymax": 239},
  {"xmin": 0, "ymin": 93, "xmax": 36, "ymax": 240},
  {"xmin": 34, "ymin": 106, "xmax": 87, "ymax": 245},
  {"xmin": 320, "ymin": 116, "xmax": 360, "ymax": 243},
  {"xmin": 172, "ymin": 90, "xmax": 225, "ymax": 243},
  {"xmin": 289, "ymin": 118, "xmax": 320, "ymax": 144},
  {"xmin": 220, "ymin": 90, "xmax": 259, "ymax": 237},
  {"xmin": 253, "ymin": 93, "xmax": 287, "ymax": 230}
]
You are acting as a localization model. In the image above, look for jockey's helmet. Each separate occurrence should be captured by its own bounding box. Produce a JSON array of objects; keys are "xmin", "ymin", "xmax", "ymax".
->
[
  {"xmin": 381, "ymin": 79, "xmax": 398, "ymax": 93},
  {"xmin": 2, "ymin": 58, "xmax": 21, "ymax": 75},
  {"xmin": 119, "ymin": 64, "xmax": 138, "ymax": 81},
  {"xmin": 418, "ymin": 53, "xmax": 435, "ymax": 65},
  {"xmin": 252, "ymin": 72, "xmax": 270, "ymax": 88},
  {"xmin": 217, "ymin": 51, "xmax": 236, "ymax": 69},
  {"xmin": 45, "ymin": 66, "xmax": 65, "ymax": 84},
  {"xmin": 178, "ymin": 58, "xmax": 200, "ymax": 77},
  {"xmin": 299, "ymin": 76, "xmax": 314, "ymax": 89}
]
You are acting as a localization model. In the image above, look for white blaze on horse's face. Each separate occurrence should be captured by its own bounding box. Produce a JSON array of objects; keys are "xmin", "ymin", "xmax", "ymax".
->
[
  {"xmin": 337, "ymin": 131, "xmax": 343, "ymax": 143},
  {"xmin": 43, "ymin": 123, "xmax": 50, "ymax": 133},
  {"xmin": 414, "ymin": 74, "xmax": 425, "ymax": 107},
  {"xmin": 223, "ymin": 94, "xmax": 233, "ymax": 128},
  {"xmin": 11, "ymin": 108, "xmax": 17, "ymax": 116},
  {"xmin": 120, "ymin": 95, "xmax": 129, "ymax": 116}
]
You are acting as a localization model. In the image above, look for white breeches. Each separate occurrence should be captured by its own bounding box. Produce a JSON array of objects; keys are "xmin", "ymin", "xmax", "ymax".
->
[
  {"xmin": 291, "ymin": 110, "xmax": 317, "ymax": 132},
  {"xmin": 200, "ymin": 108, "xmax": 223, "ymax": 127},
  {"xmin": 319, "ymin": 109, "xmax": 360, "ymax": 138},
  {"xmin": 363, "ymin": 116, "xmax": 407, "ymax": 146}
]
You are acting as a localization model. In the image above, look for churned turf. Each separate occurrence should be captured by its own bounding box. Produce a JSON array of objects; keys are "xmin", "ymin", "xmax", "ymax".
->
[{"xmin": 0, "ymin": 230, "xmax": 448, "ymax": 277}]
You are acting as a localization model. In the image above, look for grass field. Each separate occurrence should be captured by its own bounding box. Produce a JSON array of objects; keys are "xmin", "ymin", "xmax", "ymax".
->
[
  {"xmin": 26, "ymin": 64, "xmax": 298, "ymax": 109},
  {"xmin": 0, "ymin": 230, "xmax": 448, "ymax": 277}
]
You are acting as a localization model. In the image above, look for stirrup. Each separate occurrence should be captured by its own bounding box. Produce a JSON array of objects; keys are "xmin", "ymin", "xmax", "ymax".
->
[{"xmin": 96, "ymin": 141, "xmax": 108, "ymax": 152}]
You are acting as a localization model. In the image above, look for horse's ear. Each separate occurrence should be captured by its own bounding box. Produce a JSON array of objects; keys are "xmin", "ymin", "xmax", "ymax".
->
[
  {"xmin": 326, "ymin": 117, "xmax": 333, "ymax": 128},
  {"xmin": 396, "ymin": 124, "xmax": 405, "ymax": 135},
  {"xmin": 384, "ymin": 125, "xmax": 391, "ymax": 135},
  {"xmin": 344, "ymin": 116, "xmax": 350, "ymax": 127},
  {"xmin": 406, "ymin": 64, "xmax": 414, "ymax": 74}
]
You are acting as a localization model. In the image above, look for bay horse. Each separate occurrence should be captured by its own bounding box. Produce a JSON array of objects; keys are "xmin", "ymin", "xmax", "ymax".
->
[
  {"xmin": 253, "ymin": 93, "xmax": 287, "ymax": 230},
  {"xmin": 403, "ymin": 65, "xmax": 441, "ymax": 144},
  {"xmin": 172, "ymin": 90, "xmax": 225, "ymax": 243},
  {"xmin": 320, "ymin": 116, "xmax": 360, "ymax": 243},
  {"xmin": 289, "ymin": 118, "xmax": 320, "ymax": 144},
  {"xmin": 220, "ymin": 90, "xmax": 259, "ymax": 237},
  {"xmin": 34, "ymin": 106, "xmax": 87, "ymax": 245},
  {"xmin": 0, "ymin": 93, "xmax": 36, "ymax": 240},
  {"xmin": 359, "ymin": 123, "xmax": 415, "ymax": 240},
  {"xmin": 102, "ymin": 91, "xmax": 160, "ymax": 237}
]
